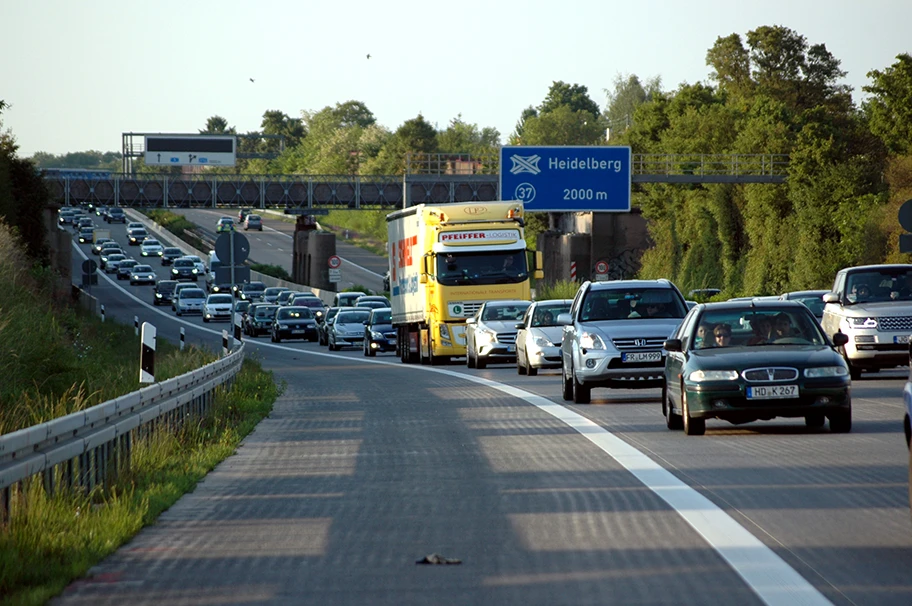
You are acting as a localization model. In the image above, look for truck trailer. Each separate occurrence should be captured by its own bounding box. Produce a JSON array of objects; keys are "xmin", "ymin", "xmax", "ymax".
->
[{"xmin": 386, "ymin": 200, "xmax": 543, "ymax": 364}]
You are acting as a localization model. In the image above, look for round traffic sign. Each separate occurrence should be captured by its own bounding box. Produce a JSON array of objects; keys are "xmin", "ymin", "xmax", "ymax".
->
[
  {"xmin": 82, "ymin": 259, "xmax": 98, "ymax": 274},
  {"xmin": 328, "ymin": 255, "xmax": 342, "ymax": 269},
  {"xmin": 595, "ymin": 260, "xmax": 609, "ymax": 275}
]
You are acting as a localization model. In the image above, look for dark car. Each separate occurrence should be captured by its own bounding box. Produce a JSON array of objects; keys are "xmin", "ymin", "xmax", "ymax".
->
[
  {"xmin": 161, "ymin": 247, "xmax": 184, "ymax": 266},
  {"xmin": 663, "ymin": 300, "xmax": 852, "ymax": 436},
  {"xmin": 116, "ymin": 259, "xmax": 140, "ymax": 280},
  {"xmin": 355, "ymin": 295, "xmax": 391, "ymax": 310},
  {"xmin": 272, "ymin": 306, "xmax": 319, "ymax": 342},
  {"xmin": 247, "ymin": 304, "xmax": 280, "ymax": 337},
  {"xmin": 236, "ymin": 281, "xmax": 267, "ymax": 302},
  {"xmin": 153, "ymin": 280, "xmax": 178, "ymax": 306},
  {"xmin": 780, "ymin": 290, "xmax": 828, "ymax": 321},
  {"xmin": 209, "ymin": 282, "xmax": 236, "ymax": 295},
  {"xmin": 275, "ymin": 290, "xmax": 297, "ymax": 306},
  {"xmin": 77, "ymin": 227, "xmax": 95, "ymax": 244},
  {"xmin": 170, "ymin": 258, "xmax": 199, "ymax": 282},
  {"xmin": 127, "ymin": 228, "xmax": 148, "ymax": 246},
  {"xmin": 106, "ymin": 207, "xmax": 126, "ymax": 223},
  {"xmin": 92, "ymin": 238, "xmax": 114, "ymax": 255},
  {"xmin": 263, "ymin": 287, "xmax": 289, "ymax": 303},
  {"xmin": 287, "ymin": 295, "xmax": 326, "ymax": 323},
  {"xmin": 465, "ymin": 300, "xmax": 532, "ymax": 369},
  {"xmin": 363, "ymin": 307, "xmax": 395, "ymax": 356}
]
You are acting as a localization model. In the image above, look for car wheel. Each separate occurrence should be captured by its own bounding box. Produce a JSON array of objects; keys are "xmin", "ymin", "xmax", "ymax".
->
[
  {"xmin": 829, "ymin": 407, "xmax": 852, "ymax": 433},
  {"xmin": 805, "ymin": 413, "xmax": 826, "ymax": 428},
  {"xmin": 176, "ymin": 309, "xmax": 182, "ymax": 316},
  {"xmin": 527, "ymin": 361, "xmax": 538, "ymax": 377},
  {"xmin": 682, "ymin": 389, "xmax": 705, "ymax": 436},
  {"xmin": 329, "ymin": 340, "xmax": 338, "ymax": 351},
  {"xmin": 664, "ymin": 383, "xmax": 683, "ymax": 430},
  {"xmin": 203, "ymin": 317, "xmax": 209, "ymax": 323},
  {"xmin": 572, "ymin": 368, "xmax": 590, "ymax": 404},
  {"xmin": 274, "ymin": 334, "xmax": 281, "ymax": 343},
  {"xmin": 848, "ymin": 364, "xmax": 862, "ymax": 381},
  {"xmin": 561, "ymin": 361, "xmax": 573, "ymax": 401},
  {"xmin": 466, "ymin": 346, "xmax": 476, "ymax": 369},
  {"xmin": 475, "ymin": 354, "xmax": 487, "ymax": 370},
  {"xmin": 517, "ymin": 358, "xmax": 526, "ymax": 375}
]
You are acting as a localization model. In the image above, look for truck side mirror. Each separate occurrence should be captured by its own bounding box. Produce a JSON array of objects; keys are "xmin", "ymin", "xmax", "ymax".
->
[{"xmin": 419, "ymin": 255, "xmax": 428, "ymax": 284}]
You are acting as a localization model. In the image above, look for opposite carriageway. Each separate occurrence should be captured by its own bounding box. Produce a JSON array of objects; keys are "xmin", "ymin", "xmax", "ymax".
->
[{"xmin": 47, "ymin": 153, "xmax": 788, "ymax": 210}]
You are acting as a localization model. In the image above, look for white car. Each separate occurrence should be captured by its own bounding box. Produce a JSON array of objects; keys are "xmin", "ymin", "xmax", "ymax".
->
[
  {"xmin": 140, "ymin": 239, "xmax": 164, "ymax": 257},
  {"xmin": 515, "ymin": 299, "xmax": 573, "ymax": 376},
  {"xmin": 202, "ymin": 293, "xmax": 234, "ymax": 322},
  {"xmin": 129, "ymin": 264, "xmax": 157, "ymax": 285},
  {"xmin": 174, "ymin": 287, "xmax": 206, "ymax": 316}
]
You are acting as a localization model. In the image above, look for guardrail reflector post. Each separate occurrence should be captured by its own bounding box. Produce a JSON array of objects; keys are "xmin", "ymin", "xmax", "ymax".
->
[
  {"xmin": 180, "ymin": 326, "xmax": 185, "ymax": 351},
  {"xmin": 140, "ymin": 323, "xmax": 156, "ymax": 383},
  {"xmin": 134, "ymin": 315, "xmax": 139, "ymax": 336},
  {"xmin": 101, "ymin": 304, "xmax": 105, "ymax": 322},
  {"xmin": 222, "ymin": 329, "xmax": 229, "ymax": 357},
  {"xmin": 234, "ymin": 312, "xmax": 243, "ymax": 342}
]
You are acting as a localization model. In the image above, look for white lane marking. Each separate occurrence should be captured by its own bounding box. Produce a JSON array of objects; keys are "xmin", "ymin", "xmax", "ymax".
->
[{"xmin": 78, "ymin": 242, "xmax": 828, "ymax": 604}]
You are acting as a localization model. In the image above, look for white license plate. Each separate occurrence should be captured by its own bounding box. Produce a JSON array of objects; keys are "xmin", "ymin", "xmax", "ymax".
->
[
  {"xmin": 507, "ymin": 345, "xmax": 515, "ymax": 353},
  {"xmin": 747, "ymin": 384, "xmax": 798, "ymax": 399},
  {"xmin": 622, "ymin": 351, "xmax": 662, "ymax": 363},
  {"xmin": 894, "ymin": 335, "xmax": 910, "ymax": 344}
]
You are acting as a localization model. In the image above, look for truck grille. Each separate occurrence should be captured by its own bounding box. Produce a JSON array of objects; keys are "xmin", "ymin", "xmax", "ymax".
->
[
  {"xmin": 877, "ymin": 316, "xmax": 912, "ymax": 331},
  {"xmin": 612, "ymin": 337, "xmax": 667, "ymax": 350}
]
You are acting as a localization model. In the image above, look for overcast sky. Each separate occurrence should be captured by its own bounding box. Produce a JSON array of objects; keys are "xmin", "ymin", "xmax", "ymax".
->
[{"xmin": 2, "ymin": 0, "xmax": 909, "ymax": 157}]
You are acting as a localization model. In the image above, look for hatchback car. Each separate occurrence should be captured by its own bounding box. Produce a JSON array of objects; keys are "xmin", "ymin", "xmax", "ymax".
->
[
  {"xmin": 288, "ymin": 295, "xmax": 326, "ymax": 322},
  {"xmin": 202, "ymin": 293, "xmax": 235, "ymax": 323},
  {"xmin": 171, "ymin": 258, "xmax": 199, "ymax": 281},
  {"xmin": 466, "ymin": 300, "xmax": 532, "ymax": 369},
  {"xmin": 243, "ymin": 214, "xmax": 263, "ymax": 231},
  {"xmin": 328, "ymin": 308, "xmax": 371, "ymax": 351},
  {"xmin": 116, "ymin": 259, "xmax": 140, "ymax": 280},
  {"xmin": 77, "ymin": 227, "xmax": 95, "ymax": 244},
  {"xmin": 363, "ymin": 307, "xmax": 395, "ymax": 356},
  {"xmin": 237, "ymin": 281, "xmax": 267, "ymax": 302},
  {"xmin": 102, "ymin": 254, "xmax": 128, "ymax": 273},
  {"xmin": 515, "ymin": 299, "xmax": 573, "ymax": 376},
  {"xmin": 663, "ymin": 300, "xmax": 851, "ymax": 435},
  {"xmin": 209, "ymin": 282, "xmax": 236, "ymax": 295},
  {"xmin": 161, "ymin": 247, "xmax": 184, "ymax": 266},
  {"xmin": 174, "ymin": 287, "xmax": 206, "ymax": 316},
  {"xmin": 559, "ymin": 280, "xmax": 689, "ymax": 404},
  {"xmin": 127, "ymin": 228, "xmax": 149, "ymax": 246},
  {"xmin": 319, "ymin": 307, "xmax": 343, "ymax": 346},
  {"xmin": 183, "ymin": 255, "xmax": 206, "ymax": 275},
  {"xmin": 140, "ymin": 239, "xmax": 164, "ymax": 258},
  {"xmin": 105, "ymin": 208, "xmax": 126, "ymax": 223},
  {"xmin": 129, "ymin": 264, "xmax": 156, "ymax": 285},
  {"xmin": 216, "ymin": 217, "xmax": 235, "ymax": 233},
  {"xmin": 272, "ymin": 306, "xmax": 319, "ymax": 342},
  {"xmin": 153, "ymin": 280, "xmax": 178, "ymax": 306},
  {"xmin": 99, "ymin": 246, "xmax": 123, "ymax": 266},
  {"xmin": 92, "ymin": 238, "xmax": 115, "ymax": 255},
  {"xmin": 275, "ymin": 290, "xmax": 298, "ymax": 306},
  {"xmin": 247, "ymin": 304, "xmax": 280, "ymax": 337}
]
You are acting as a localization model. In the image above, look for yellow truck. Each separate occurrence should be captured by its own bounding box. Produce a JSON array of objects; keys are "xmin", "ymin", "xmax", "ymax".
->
[{"xmin": 386, "ymin": 200, "xmax": 543, "ymax": 364}]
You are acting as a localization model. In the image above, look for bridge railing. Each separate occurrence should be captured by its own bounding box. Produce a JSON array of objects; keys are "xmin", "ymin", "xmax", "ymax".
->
[{"xmin": 0, "ymin": 342, "xmax": 246, "ymax": 524}]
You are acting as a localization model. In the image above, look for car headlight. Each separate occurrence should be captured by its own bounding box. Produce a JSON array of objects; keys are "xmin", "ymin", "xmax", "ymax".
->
[
  {"xmin": 172, "ymin": 268, "xmax": 178, "ymax": 274},
  {"xmin": 156, "ymin": 293, "xmax": 162, "ymax": 298},
  {"xmin": 533, "ymin": 335, "xmax": 553, "ymax": 348},
  {"xmin": 371, "ymin": 330, "xmax": 384, "ymax": 339},
  {"xmin": 848, "ymin": 317, "xmax": 877, "ymax": 328},
  {"xmin": 579, "ymin": 331, "xmax": 607, "ymax": 350},
  {"xmin": 191, "ymin": 268, "xmax": 198, "ymax": 274},
  {"xmin": 804, "ymin": 366, "xmax": 849, "ymax": 378},
  {"xmin": 278, "ymin": 324, "xmax": 288, "ymax": 329},
  {"xmin": 689, "ymin": 370, "xmax": 740, "ymax": 382},
  {"xmin": 475, "ymin": 327, "xmax": 496, "ymax": 345}
]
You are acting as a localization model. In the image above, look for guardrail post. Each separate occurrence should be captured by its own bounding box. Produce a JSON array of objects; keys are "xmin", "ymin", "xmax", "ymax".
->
[
  {"xmin": 180, "ymin": 326, "xmax": 185, "ymax": 351},
  {"xmin": 134, "ymin": 315, "xmax": 139, "ymax": 336},
  {"xmin": 101, "ymin": 304, "xmax": 105, "ymax": 323}
]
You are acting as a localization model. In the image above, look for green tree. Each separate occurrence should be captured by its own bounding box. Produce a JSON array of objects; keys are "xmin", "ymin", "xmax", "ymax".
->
[
  {"xmin": 864, "ymin": 53, "xmax": 912, "ymax": 154},
  {"xmin": 603, "ymin": 73, "xmax": 662, "ymax": 136},
  {"xmin": 539, "ymin": 81, "xmax": 601, "ymax": 116},
  {"xmin": 365, "ymin": 114, "xmax": 438, "ymax": 175},
  {"xmin": 201, "ymin": 115, "xmax": 235, "ymax": 134},
  {"xmin": 437, "ymin": 115, "xmax": 500, "ymax": 155}
]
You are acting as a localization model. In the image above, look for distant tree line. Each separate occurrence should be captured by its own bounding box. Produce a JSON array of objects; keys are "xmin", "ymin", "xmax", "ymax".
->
[{"xmin": 9, "ymin": 25, "xmax": 912, "ymax": 293}]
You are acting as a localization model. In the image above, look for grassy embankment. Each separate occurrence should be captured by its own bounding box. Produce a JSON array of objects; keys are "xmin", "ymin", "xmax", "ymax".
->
[{"xmin": 0, "ymin": 222, "xmax": 281, "ymax": 604}]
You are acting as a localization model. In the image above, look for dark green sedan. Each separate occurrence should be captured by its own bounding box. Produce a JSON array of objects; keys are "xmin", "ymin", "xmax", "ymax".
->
[{"xmin": 663, "ymin": 301, "xmax": 851, "ymax": 436}]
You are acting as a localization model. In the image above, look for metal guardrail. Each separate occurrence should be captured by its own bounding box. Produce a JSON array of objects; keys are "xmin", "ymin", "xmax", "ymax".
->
[{"xmin": 0, "ymin": 343, "xmax": 246, "ymax": 521}]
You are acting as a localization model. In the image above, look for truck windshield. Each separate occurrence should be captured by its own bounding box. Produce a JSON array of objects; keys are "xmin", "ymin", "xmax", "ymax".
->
[{"xmin": 435, "ymin": 250, "xmax": 527, "ymax": 286}]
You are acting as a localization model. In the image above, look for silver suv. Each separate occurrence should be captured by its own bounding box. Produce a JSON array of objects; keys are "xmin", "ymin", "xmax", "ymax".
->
[
  {"xmin": 821, "ymin": 264, "xmax": 912, "ymax": 379},
  {"xmin": 559, "ymin": 279, "xmax": 688, "ymax": 403}
]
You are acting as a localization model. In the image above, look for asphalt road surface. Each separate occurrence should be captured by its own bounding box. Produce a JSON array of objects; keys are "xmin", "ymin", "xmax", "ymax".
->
[{"xmin": 54, "ymin": 223, "xmax": 912, "ymax": 605}]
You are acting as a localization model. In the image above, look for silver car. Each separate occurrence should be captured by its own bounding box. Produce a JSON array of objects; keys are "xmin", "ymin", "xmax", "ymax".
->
[
  {"xmin": 559, "ymin": 280, "xmax": 688, "ymax": 403},
  {"xmin": 328, "ymin": 308, "xmax": 371, "ymax": 351},
  {"xmin": 515, "ymin": 299, "xmax": 573, "ymax": 376},
  {"xmin": 140, "ymin": 239, "xmax": 164, "ymax": 258},
  {"xmin": 465, "ymin": 300, "xmax": 531, "ymax": 369},
  {"xmin": 202, "ymin": 293, "xmax": 234, "ymax": 322},
  {"xmin": 174, "ymin": 287, "xmax": 206, "ymax": 316}
]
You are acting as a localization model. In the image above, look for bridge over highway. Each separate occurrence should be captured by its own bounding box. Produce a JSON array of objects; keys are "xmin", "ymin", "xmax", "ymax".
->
[{"xmin": 47, "ymin": 153, "xmax": 787, "ymax": 209}]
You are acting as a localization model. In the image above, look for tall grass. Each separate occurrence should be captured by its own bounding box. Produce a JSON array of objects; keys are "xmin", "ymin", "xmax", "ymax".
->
[
  {"xmin": 537, "ymin": 280, "xmax": 581, "ymax": 300},
  {"xmin": 0, "ymin": 359, "xmax": 279, "ymax": 604}
]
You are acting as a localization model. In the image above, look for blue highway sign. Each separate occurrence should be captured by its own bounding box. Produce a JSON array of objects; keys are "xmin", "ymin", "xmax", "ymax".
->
[{"xmin": 500, "ymin": 146, "xmax": 632, "ymax": 212}]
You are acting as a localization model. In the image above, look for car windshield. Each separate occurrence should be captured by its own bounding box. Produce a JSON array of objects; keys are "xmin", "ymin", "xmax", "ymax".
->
[
  {"xmin": 338, "ymin": 294, "xmax": 363, "ymax": 305},
  {"xmin": 255, "ymin": 306, "xmax": 279, "ymax": 318},
  {"xmin": 164, "ymin": 248, "xmax": 181, "ymax": 255},
  {"xmin": 481, "ymin": 303, "xmax": 531, "ymax": 321},
  {"xmin": 244, "ymin": 282, "xmax": 266, "ymax": 293},
  {"xmin": 174, "ymin": 259, "xmax": 193, "ymax": 267},
  {"xmin": 133, "ymin": 265, "xmax": 152, "ymax": 272},
  {"xmin": 435, "ymin": 250, "xmax": 528, "ymax": 286},
  {"xmin": 692, "ymin": 307, "xmax": 826, "ymax": 350},
  {"xmin": 182, "ymin": 290, "xmax": 205, "ymax": 300},
  {"xmin": 530, "ymin": 303, "xmax": 572, "ymax": 327},
  {"xmin": 791, "ymin": 295, "xmax": 825, "ymax": 317},
  {"xmin": 580, "ymin": 288, "xmax": 687, "ymax": 321},
  {"xmin": 208, "ymin": 295, "xmax": 233, "ymax": 304},
  {"xmin": 845, "ymin": 269, "xmax": 912, "ymax": 304},
  {"xmin": 295, "ymin": 298, "xmax": 323, "ymax": 308},
  {"xmin": 337, "ymin": 311, "xmax": 370, "ymax": 323},
  {"xmin": 277, "ymin": 307, "xmax": 314, "ymax": 320},
  {"xmin": 157, "ymin": 281, "xmax": 177, "ymax": 292},
  {"xmin": 264, "ymin": 288, "xmax": 285, "ymax": 296},
  {"xmin": 371, "ymin": 311, "xmax": 392, "ymax": 324}
]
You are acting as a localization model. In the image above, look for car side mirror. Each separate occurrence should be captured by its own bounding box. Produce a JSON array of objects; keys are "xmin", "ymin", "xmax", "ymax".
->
[
  {"xmin": 664, "ymin": 338, "xmax": 682, "ymax": 352},
  {"xmin": 832, "ymin": 332, "xmax": 848, "ymax": 347},
  {"xmin": 823, "ymin": 293, "xmax": 839, "ymax": 304},
  {"xmin": 515, "ymin": 322, "xmax": 524, "ymax": 330},
  {"xmin": 556, "ymin": 313, "xmax": 572, "ymax": 326}
]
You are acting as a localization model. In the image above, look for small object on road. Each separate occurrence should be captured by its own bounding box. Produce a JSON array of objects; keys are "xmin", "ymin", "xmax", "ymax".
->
[{"xmin": 415, "ymin": 553, "xmax": 461, "ymax": 565}]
